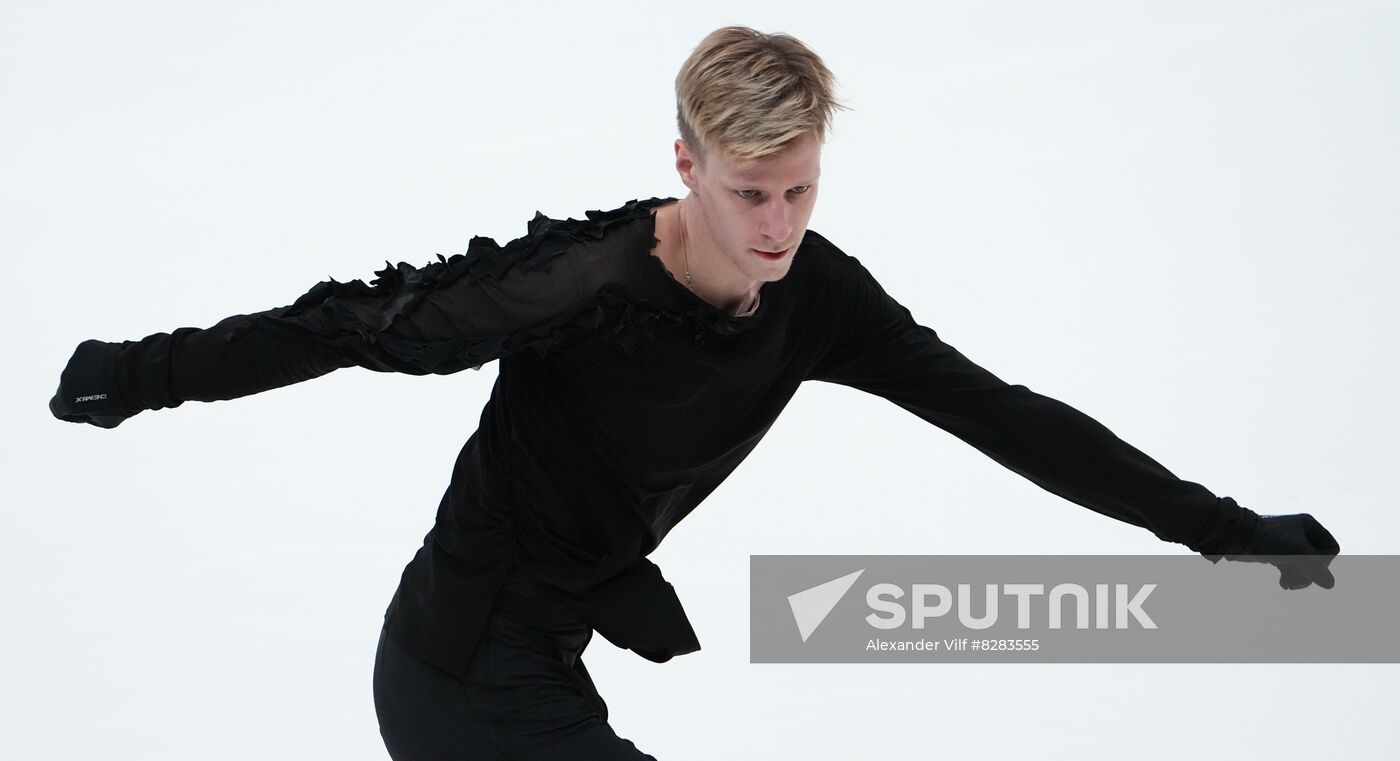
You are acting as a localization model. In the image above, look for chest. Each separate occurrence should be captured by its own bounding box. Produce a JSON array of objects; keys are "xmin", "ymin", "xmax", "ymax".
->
[{"xmin": 503, "ymin": 312, "xmax": 809, "ymax": 471}]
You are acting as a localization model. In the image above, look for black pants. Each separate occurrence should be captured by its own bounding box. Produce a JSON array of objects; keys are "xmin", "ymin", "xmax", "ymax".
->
[{"xmin": 372, "ymin": 583, "xmax": 659, "ymax": 760}]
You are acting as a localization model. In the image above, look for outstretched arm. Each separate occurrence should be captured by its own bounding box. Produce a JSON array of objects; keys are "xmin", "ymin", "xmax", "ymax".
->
[
  {"xmin": 805, "ymin": 248, "xmax": 1338, "ymax": 586},
  {"xmin": 50, "ymin": 212, "xmax": 596, "ymax": 428}
]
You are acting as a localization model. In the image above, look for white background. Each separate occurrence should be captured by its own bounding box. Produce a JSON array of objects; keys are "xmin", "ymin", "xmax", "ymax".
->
[{"xmin": 4, "ymin": 1, "xmax": 1396, "ymax": 758}]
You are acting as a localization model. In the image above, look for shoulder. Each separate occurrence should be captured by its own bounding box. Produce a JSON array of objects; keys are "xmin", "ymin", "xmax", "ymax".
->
[
  {"xmin": 532, "ymin": 196, "xmax": 677, "ymax": 287},
  {"xmin": 797, "ymin": 228, "xmax": 852, "ymax": 269},
  {"xmin": 403, "ymin": 196, "xmax": 663, "ymax": 292},
  {"xmin": 531, "ymin": 196, "xmax": 670, "ymax": 251},
  {"xmin": 792, "ymin": 227, "xmax": 880, "ymax": 299},
  {"xmin": 496, "ymin": 197, "xmax": 664, "ymax": 272}
]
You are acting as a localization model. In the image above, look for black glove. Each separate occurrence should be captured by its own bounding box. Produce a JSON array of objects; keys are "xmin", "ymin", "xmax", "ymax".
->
[
  {"xmin": 1207, "ymin": 513, "xmax": 1341, "ymax": 590},
  {"xmin": 49, "ymin": 339, "xmax": 141, "ymax": 429}
]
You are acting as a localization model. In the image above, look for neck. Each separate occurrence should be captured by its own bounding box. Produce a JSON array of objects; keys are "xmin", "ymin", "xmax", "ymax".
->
[{"xmin": 676, "ymin": 198, "xmax": 761, "ymax": 315}]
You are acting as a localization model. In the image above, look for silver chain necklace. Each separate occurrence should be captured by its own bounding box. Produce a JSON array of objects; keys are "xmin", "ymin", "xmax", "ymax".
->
[{"xmin": 679, "ymin": 202, "xmax": 694, "ymax": 291}]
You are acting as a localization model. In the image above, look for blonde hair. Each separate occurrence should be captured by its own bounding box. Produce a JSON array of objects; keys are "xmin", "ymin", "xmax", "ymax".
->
[{"xmin": 675, "ymin": 26, "xmax": 851, "ymax": 168}]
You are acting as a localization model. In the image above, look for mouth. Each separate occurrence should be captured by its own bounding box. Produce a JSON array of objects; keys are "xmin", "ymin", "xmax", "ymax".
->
[{"xmin": 752, "ymin": 246, "xmax": 790, "ymax": 261}]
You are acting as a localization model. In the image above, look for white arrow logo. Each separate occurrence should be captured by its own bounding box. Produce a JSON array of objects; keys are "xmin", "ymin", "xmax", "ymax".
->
[{"xmin": 788, "ymin": 568, "xmax": 866, "ymax": 642}]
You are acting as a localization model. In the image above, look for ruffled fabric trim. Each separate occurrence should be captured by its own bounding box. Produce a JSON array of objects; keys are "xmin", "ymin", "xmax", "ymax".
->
[{"xmin": 224, "ymin": 197, "xmax": 765, "ymax": 374}]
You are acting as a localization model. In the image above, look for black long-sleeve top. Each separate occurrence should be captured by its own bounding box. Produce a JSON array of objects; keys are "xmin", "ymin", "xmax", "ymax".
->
[{"xmin": 51, "ymin": 195, "xmax": 1260, "ymax": 677}]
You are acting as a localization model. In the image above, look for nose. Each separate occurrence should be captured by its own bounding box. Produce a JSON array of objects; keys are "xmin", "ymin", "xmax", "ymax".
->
[{"xmin": 757, "ymin": 198, "xmax": 794, "ymax": 249}]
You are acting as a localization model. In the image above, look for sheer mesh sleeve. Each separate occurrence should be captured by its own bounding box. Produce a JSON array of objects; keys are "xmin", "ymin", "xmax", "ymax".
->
[
  {"xmin": 806, "ymin": 248, "xmax": 1259, "ymax": 555},
  {"xmin": 51, "ymin": 211, "xmax": 607, "ymax": 426}
]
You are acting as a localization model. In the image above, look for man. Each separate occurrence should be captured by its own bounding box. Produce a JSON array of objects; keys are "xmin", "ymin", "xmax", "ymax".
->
[{"xmin": 50, "ymin": 25, "xmax": 1338, "ymax": 761}]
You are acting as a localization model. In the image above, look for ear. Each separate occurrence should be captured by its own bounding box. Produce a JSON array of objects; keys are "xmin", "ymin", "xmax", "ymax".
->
[{"xmin": 674, "ymin": 139, "xmax": 700, "ymax": 191}]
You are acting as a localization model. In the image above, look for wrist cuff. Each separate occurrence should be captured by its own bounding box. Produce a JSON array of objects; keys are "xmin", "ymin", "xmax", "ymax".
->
[{"xmin": 1187, "ymin": 496, "xmax": 1262, "ymax": 562}]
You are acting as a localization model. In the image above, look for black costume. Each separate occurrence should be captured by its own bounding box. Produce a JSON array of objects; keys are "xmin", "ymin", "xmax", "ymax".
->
[{"xmin": 50, "ymin": 195, "xmax": 1267, "ymax": 752}]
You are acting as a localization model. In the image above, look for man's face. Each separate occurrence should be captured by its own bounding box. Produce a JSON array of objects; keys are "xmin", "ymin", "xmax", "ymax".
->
[{"xmin": 676, "ymin": 130, "xmax": 822, "ymax": 285}]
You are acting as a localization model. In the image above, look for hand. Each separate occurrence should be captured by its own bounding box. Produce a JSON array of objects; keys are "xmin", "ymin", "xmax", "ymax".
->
[
  {"xmin": 1208, "ymin": 513, "xmax": 1340, "ymax": 590},
  {"xmin": 49, "ymin": 339, "xmax": 139, "ymax": 429}
]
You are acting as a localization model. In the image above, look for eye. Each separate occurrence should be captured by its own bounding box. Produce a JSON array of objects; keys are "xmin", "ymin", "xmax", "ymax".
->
[{"xmin": 737, "ymin": 185, "xmax": 811, "ymax": 200}]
